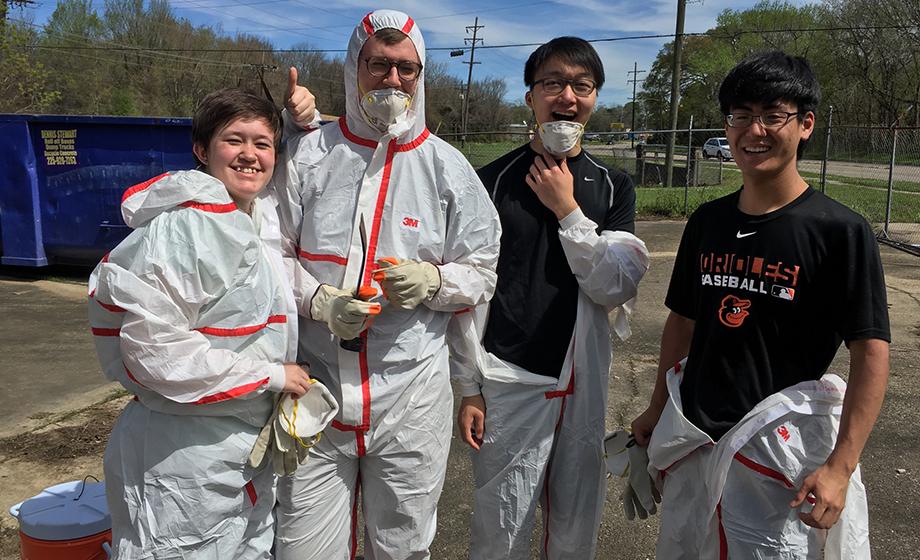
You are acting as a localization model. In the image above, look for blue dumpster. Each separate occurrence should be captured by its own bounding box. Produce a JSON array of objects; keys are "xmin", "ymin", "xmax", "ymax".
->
[{"xmin": 0, "ymin": 114, "xmax": 194, "ymax": 266}]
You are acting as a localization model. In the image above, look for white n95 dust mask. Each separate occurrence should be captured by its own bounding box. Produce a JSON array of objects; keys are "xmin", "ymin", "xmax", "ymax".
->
[
  {"xmin": 360, "ymin": 88, "xmax": 412, "ymax": 132},
  {"xmin": 538, "ymin": 120, "xmax": 585, "ymax": 156}
]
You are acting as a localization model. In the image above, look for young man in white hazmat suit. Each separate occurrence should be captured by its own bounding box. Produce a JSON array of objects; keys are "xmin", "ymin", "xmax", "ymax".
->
[
  {"xmin": 630, "ymin": 51, "xmax": 890, "ymax": 559},
  {"xmin": 88, "ymin": 88, "xmax": 314, "ymax": 558},
  {"xmin": 452, "ymin": 37, "xmax": 650, "ymax": 559},
  {"xmin": 274, "ymin": 9, "xmax": 501, "ymax": 559}
]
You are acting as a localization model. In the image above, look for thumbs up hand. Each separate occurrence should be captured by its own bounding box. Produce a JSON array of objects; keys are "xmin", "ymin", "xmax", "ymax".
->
[{"xmin": 285, "ymin": 67, "xmax": 317, "ymax": 127}]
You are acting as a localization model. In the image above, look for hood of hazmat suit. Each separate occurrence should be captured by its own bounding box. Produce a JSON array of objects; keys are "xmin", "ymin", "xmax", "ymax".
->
[{"xmin": 88, "ymin": 170, "xmax": 297, "ymax": 558}]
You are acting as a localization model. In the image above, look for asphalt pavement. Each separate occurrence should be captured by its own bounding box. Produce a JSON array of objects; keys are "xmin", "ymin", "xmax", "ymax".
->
[{"xmin": 0, "ymin": 220, "xmax": 918, "ymax": 558}]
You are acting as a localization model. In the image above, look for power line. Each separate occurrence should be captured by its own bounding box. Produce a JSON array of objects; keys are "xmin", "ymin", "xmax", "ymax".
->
[
  {"xmin": 10, "ymin": 18, "xmax": 255, "ymax": 69},
  {"xmin": 13, "ymin": 22, "xmax": 919, "ymax": 54},
  {"xmin": 10, "ymin": 20, "xmax": 920, "ymax": 53}
]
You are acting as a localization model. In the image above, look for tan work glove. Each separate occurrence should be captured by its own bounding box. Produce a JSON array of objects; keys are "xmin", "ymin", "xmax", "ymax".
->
[
  {"xmin": 373, "ymin": 257, "xmax": 441, "ymax": 309},
  {"xmin": 310, "ymin": 284, "xmax": 381, "ymax": 340},
  {"xmin": 622, "ymin": 442, "xmax": 661, "ymax": 520},
  {"xmin": 250, "ymin": 380, "xmax": 339, "ymax": 477},
  {"xmin": 604, "ymin": 430, "xmax": 661, "ymax": 521},
  {"xmin": 249, "ymin": 397, "xmax": 303, "ymax": 477},
  {"xmin": 249, "ymin": 399, "xmax": 278, "ymax": 470}
]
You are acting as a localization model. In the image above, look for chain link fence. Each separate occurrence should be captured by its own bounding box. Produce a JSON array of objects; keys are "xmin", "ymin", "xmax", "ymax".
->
[
  {"xmin": 806, "ymin": 124, "xmax": 920, "ymax": 255},
  {"xmin": 442, "ymin": 124, "xmax": 920, "ymax": 256}
]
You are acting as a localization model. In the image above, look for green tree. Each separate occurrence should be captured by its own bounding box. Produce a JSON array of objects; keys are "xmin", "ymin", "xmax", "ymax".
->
[
  {"xmin": 640, "ymin": 1, "xmax": 830, "ymax": 131},
  {"xmin": 38, "ymin": 0, "xmax": 106, "ymax": 114},
  {"xmin": 824, "ymin": 0, "xmax": 920, "ymax": 125},
  {"xmin": 0, "ymin": 15, "xmax": 59, "ymax": 113}
]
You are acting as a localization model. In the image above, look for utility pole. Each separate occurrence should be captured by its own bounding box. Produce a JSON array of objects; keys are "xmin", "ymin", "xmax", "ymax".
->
[
  {"xmin": 664, "ymin": 0, "xmax": 686, "ymax": 188},
  {"xmin": 627, "ymin": 62, "xmax": 646, "ymax": 148},
  {"xmin": 462, "ymin": 17, "xmax": 483, "ymax": 145}
]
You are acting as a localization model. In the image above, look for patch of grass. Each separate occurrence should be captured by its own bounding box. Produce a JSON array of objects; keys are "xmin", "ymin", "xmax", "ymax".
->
[
  {"xmin": 636, "ymin": 185, "xmax": 738, "ymax": 219},
  {"xmin": 447, "ymin": 141, "xmax": 524, "ymax": 169},
  {"xmin": 0, "ymin": 404, "xmax": 121, "ymax": 465},
  {"xmin": 823, "ymin": 183, "xmax": 920, "ymax": 224},
  {"xmin": 23, "ymin": 387, "xmax": 128, "ymax": 433}
]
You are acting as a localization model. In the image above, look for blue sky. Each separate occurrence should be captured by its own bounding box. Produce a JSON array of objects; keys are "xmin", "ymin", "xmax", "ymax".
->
[{"xmin": 17, "ymin": 0, "xmax": 813, "ymax": 106}]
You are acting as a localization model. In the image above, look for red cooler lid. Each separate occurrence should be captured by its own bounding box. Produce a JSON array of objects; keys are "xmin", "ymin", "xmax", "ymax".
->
[{"xmin": 9, "ymin": 480, "xmax": 110, "ymax": 540}]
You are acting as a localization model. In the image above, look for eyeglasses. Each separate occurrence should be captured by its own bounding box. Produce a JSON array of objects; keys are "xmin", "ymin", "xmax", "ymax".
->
[
  {"xmin": 364, "ymin": 57, "xmax": 423, "ymax": 81},
  {"xmin": 725, "ymin": 112, "xmax": 801, "ymax": 129},
  {"xmin": 533, "ymin": 77, "xmax": 597, "ymax": 97}
]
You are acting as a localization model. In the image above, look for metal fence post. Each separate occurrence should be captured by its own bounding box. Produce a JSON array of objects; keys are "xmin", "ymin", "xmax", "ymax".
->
[
  {"xmin": 884, "ymin": 127, "xmax": 898, "ymax": 238},
  {"xmin": 820, "ymin": 105, "xmax": 833, "ymax": 193},
  {"xmin": 685, "ymin": 116, "xmax": 693, "ymax": 215},
  {"xmin": 637, "ymin": 143, "xmax": 645, "ymax": 186}
]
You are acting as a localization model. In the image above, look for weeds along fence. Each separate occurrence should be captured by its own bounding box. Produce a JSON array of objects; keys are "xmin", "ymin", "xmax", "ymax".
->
[{"xmin": 442, "ymin": 124, "xmax": 920, "ymax": 256}]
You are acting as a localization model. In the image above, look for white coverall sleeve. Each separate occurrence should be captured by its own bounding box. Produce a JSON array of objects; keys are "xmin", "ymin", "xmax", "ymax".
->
[
  {"xmin": 557, "ymin": 208, "xmax": 650, "ymax": 311},
  {"xmin": 99, "ymin": 220, "xmax": 286, "ymax": 404},
  {"xmin": 447, "ymin": 307, "xmax": 487, "ymax": 397},
  {"xmin": 281, "ymin": 107, "xmax": 323, "ymax": 139},
  {"xmin": 272, "ymin": 133, "xmax": 323, "ymax": 318},
  {"xmin": 426, "ymin": 170, "xmax": 502, "ymax": 312}
]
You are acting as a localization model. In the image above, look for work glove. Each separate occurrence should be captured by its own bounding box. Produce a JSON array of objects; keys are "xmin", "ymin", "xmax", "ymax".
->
[
  {"xmin": 373, "ymin": 257, "xmax": 441, "ymax": 309},
  {"xmin": 311, "ymin": 284, "xmax": 381, "ymax": 340},
  {"xmin": 249, "ymin": 404, "xmax": 277, "ymax": 471},
  {"xmin": 604, "ymin": 430, "xmax": 661, "ymax": 521},
  {"xmin": 249, "ymin": 380, "xmax": 339, "ymax": 476}
]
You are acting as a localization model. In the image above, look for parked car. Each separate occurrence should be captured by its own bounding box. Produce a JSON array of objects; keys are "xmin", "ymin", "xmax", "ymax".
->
[{"xmin": 702, "ymin": 137, "xmax": 732, "ymax": 160}]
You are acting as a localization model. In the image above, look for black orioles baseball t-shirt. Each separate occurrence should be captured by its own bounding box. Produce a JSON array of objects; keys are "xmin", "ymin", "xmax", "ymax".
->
[{"xmin": 667, "ymin": 186, "xmax": 890, "ymax": 440}]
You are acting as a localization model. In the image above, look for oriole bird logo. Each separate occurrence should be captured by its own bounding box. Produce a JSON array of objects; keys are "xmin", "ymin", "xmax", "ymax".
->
[{"xmin": 719, "ymin": 294, "xmax": 751, "ymax": 328}]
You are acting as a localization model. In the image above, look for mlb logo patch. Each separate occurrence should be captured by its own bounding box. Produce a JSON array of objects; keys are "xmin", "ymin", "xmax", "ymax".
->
[{"xmin": 771, "ymin": 285, "xmax": 795, "ymax": 301}]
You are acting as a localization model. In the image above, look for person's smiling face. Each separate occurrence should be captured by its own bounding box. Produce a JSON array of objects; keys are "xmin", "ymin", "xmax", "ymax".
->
[
  {"xmin": 192, "ymin": 117, "xmax": 276, "ymax": 213},
  {"xmin": 724, "ymin": 100, "xmax": 815, "ymax": 180},
  {"xmin": 526, "ymin": 56, "xmax": 597, "ymax": 127}
]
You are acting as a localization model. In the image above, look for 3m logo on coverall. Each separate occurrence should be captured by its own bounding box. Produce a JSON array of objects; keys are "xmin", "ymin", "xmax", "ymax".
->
[{"xmin": 777, "ymin": 425, "xmax": 791, "ymax": 442}]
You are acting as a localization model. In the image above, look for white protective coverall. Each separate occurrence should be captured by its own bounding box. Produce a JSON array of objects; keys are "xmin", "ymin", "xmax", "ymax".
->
[
  {"xmin": 88, "ymin": 170, "xmax": 298, "ymax": 559},
  {"xmin": 450, "ymin": 227, "xmax": 649, "ymax": 559},
  {"xmin": 649, "ymin": 359, "xmax": 871, "ymax": 560},
  {"xmin": 272, "ymin": 10, "xmax": 501, "ymax": 560}
]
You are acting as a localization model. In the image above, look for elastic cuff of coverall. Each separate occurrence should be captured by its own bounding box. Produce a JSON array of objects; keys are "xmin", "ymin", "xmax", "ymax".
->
[
  {"xmin": 427, "ymin": 263, "xmax": 443, "ymax": 300},
  {"xmin": 300, "ymin": 108, "xmax": 323, "ymax": 130},
  {"xmin": 309, "ymin": 284, "xmax": 331, "ymax": 322},
  {"xmin": 457, "ymin": 381, "xmax": 483, "ymax": 398},
  {"xmin": 281, "ymin": 108, "xmax": 321, "ymax": 140},
  {"xmin": 558, "ymin": 207, "xmax": 586, "ymax": 230},
  {"xmin": 266, "ymin": 363, "xmax": 286, "ymax": 392}
]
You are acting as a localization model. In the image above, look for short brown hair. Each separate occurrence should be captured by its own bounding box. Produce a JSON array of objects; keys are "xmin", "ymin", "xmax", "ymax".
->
[
  {"xmin": 374, "ymin": 27, "xmax": 409, "ymax": 45},
  {"xmin": 191, "ymin": 88, "xmax": 282, "ymax": 166}
]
